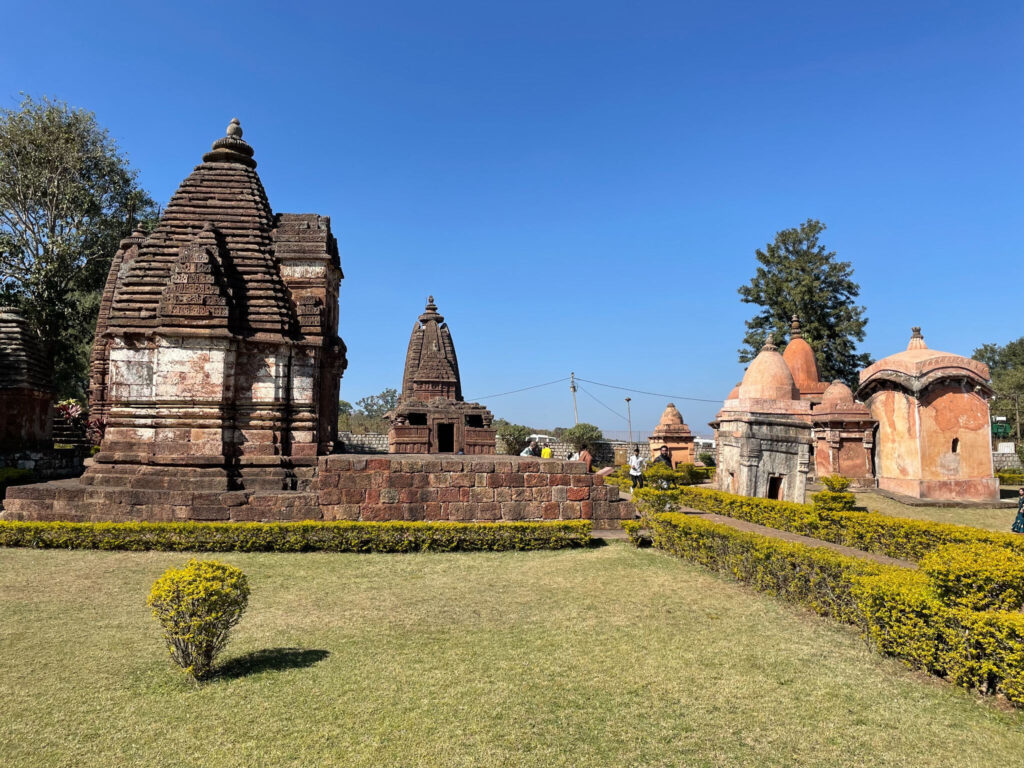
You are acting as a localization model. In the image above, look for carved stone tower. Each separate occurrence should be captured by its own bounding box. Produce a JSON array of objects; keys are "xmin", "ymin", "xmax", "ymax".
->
[{"xmin": 387, "ymin": 297, "xmax": 495, "ymax": 454}]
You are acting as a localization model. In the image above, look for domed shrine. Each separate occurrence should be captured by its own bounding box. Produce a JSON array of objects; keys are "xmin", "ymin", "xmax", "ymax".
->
[
  {"xmin": 782, "ymin": 316, "xmax": 828, "ymax": 404},
  {"xmin": 0, "ymin": 307, "xmax": 53, "ymax": 449},
  {"xmin": 712, "ymin": 335, "xmax": 812, "ymax": 501},
  {"xmin": 387, "ymin": 297, "xmax": 496, "ymax": 454},
  {"xmin": 647, "ymin": 403, "xmax": 695, "ymax": 467},
  {"xmin": 857, "ymin": 327, "xmax": 998, "ymax": 501},
  {"xmin": 811, "ymin": 380, "xmax": 876, "ymax": 485}
]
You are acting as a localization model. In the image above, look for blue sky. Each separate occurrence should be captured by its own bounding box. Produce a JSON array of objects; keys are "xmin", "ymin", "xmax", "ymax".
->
[{"xmin": 2, "ymin": 1, "xmax": 1021, "ymax": 437}]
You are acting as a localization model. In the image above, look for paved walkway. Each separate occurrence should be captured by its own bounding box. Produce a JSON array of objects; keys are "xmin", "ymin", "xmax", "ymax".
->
[{"xmin": 602, "ymin": 489, "xmax": 916, "ymax": 569}]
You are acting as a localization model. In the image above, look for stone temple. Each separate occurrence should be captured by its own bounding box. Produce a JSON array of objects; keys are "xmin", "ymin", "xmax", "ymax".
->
[
  {"xmin": 34, "ymin": 119, "xmax": 345, "ymax": 503},
  {"xmin": 712, "ymin": 335, "xmax": 812, "ymax": 501},
  {"xmin": 387, "ymin": 297, "xmax": 496, "ymax": 454},
  {"xmin": 0, "ymin": 308, "xmax": 53, "ymax": 449},
  {"xmin": 857, "ymin": 327, "xmax": 997, "ymax": 501}
]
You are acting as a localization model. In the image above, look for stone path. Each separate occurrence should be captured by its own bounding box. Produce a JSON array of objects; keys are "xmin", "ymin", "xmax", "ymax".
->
[{"xmin": 600, "ymin": 490, "xmax": 916, "ymax": 569}]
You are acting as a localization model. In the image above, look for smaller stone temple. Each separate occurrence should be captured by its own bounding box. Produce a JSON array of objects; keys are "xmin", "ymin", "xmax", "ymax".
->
[
  {"xmin": 812, "ymin": 380, "xmax": 876, "ymax": 486},
  {"xmin": 782, "ymin": 316, "xmax": 828, "ymax": 406},
  {"xmin": 712, "ymin": 335, "xmax": 812, "ymax": 501},
  {"xmin": 647, "ymin": 403, "xmax": 695, "ymax": 467},
  {"xmin": 387, "ymin": 297, "xmax": 496, "ymax": 454},
  {"xmin": 0, "ymin": 308, "xmax": 53, "ymax": 449},
  {"xmin": 857, "ymin": 327, "xmax": 998, "ymax": 501}
]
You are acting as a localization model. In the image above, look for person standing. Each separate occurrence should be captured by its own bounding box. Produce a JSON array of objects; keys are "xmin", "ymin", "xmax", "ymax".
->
[
  {"xmin": 628, "ymin": 447, "xmax": 647, "ymax": 490},
  {"xmin": 520, "ymin": 440, "xmax": 538, "ymax": 457},
  {"xmin": 1013, "ymin": 488, "xmax": 1024, "ymax": 533},
  {"xmin": 653, "ymin": 445, "xmax": 673, "ymax": 468}
]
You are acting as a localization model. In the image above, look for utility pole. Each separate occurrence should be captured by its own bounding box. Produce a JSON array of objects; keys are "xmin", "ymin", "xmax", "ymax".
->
[
  {"xmin": 570, "ymin": 372, "xmax": 579, "ymax": 425},
  {"xmin": 625, "ymin": 397, "xmax": 632, "ymax": 448}
]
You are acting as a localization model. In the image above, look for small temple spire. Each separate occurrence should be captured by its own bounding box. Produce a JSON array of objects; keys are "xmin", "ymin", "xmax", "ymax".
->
[
  {"xmin": 419, "ymin": 295, "xmax": 444, "ymax": 325},
  {"xmin": 762, "ymin": 333, "xmax": 777, "ymax": 352}
]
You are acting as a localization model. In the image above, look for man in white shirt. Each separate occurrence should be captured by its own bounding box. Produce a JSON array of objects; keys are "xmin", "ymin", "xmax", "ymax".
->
[{"xmin": 628, "ymin": 447, "xmax": 647, "ymax": 490}]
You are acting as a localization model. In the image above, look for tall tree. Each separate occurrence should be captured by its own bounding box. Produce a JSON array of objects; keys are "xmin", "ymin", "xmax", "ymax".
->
[
  {"xmin": 738, "ymin": 219, "xmax": 871, "ymax": 384},
  {"xmin": 0, "ymin": 95, "xmax": 157, "ymax": 398},
  {"xmin": 973, "ymin": 338, "xmax": 1024, "ymax": 442}
]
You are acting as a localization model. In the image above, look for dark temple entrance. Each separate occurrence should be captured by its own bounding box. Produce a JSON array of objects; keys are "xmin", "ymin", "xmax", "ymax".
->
[
  {"xmin": 436, "ymin": 423, "xmax": 455, "ymax": 453},
  {"xmin": 766, "ymin": 475, "xmax": 783, "ymax": 500}
]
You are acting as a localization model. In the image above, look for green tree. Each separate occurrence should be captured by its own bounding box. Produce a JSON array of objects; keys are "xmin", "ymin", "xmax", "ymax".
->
[
  {"xmin": 973, "ymin": 338, "xmax": 1024, "ymax": 442},
  {"xmin": 355, "ymin": 388, "xmax": 399, "ymax": 419},
  {"xmin": 738, "ymin": 219, "xmax": 871, "ymax": 385},
  {"xmin": 494, "ymin": 420, "xmax": 532, "ymax": 456},
  {"xmin": 562, "ymin": 423, "xmax": 603, "ymax": 452},
  {"xmin": 0, "ymin": 95, "xmax": 157, "ymax": 398}
]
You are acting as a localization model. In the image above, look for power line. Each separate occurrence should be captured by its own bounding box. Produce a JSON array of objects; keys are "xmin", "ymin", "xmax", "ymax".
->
[
  {"xmin": 575, "ymin": 376, "xmax": 722, "ymax": 404},
  {"xmin": 577, "ymin": 385, "xmax": 627, "ymax": 422},
  {"xmin": 466, "ymin": 376, "xmax": 568, "ymax": 401}
]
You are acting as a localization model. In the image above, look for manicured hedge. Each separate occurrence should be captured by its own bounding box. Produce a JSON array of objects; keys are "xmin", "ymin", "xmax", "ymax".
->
[
  {"xmin": 855, "ymin": 570, "xmax": 1024, "ymax": 704},
  {"xmin": 635, "ymin": 486, "xmax": 1024, "ymax": 562},
  {"xmin": 0, "ymin": 520, "xmax": 593, "ymax": 553},
  {"xmin": 640, "ymin": 510, "xmax": 1024, "ymax": 706},
  {"xmin": 642, "ymin": 512, "xmax": 882, "ymax": 624}
]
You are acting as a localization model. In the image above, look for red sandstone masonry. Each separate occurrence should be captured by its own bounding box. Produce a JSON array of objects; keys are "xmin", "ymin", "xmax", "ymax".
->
[{"xmin": 2, "ymin": 454, "xmax": 634, "ymax": 529}]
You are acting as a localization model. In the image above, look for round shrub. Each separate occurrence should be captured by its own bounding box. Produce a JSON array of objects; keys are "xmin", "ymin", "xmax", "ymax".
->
[
  {"xmin": 820, "ymin": 474, "xmax": 852, "ymax": 492},
  {"xmin": 147, "ymin": 559, "xmax": 250, "ymax": 681},
  {"xmin": 921, "ymin": 543, "xmax": 1024, "ymax": 612}
]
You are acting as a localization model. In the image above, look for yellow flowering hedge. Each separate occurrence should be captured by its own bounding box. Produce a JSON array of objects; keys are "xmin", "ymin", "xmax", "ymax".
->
[
  {"xmin": 0, "ymin": 520, "xmax": 592, "ymax": 552},
  {"xmin": 920, "ymin": 542, "xmax": 1024, "ymax": 611},
  {"xmin": 636, "ymin": 508, "xmax": 1024, "ymax": 706},
  {"xmin": 147, "ymin": 559, "xmax": 249, "ymax": 682}
]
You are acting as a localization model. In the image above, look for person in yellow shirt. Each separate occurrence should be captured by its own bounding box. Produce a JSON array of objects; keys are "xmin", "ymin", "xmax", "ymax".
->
[{"xmin": 540, "ymin": 444, "xmax": 553, "ymax": 459}]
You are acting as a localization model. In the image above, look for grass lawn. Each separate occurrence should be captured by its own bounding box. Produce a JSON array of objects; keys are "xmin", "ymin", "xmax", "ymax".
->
[
  {"xmin": 3, "ymin": 544, "xmax": 1024, "ymax": 767},
  {"xmin": 857, "ymin": 490, "xmax": 1019, "ymax": 532}
]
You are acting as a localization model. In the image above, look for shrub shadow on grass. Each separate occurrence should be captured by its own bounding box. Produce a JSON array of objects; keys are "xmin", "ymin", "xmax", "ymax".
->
[{"xmin": 216, "ymin": 648, "xmax": 330, "ymax": 680}]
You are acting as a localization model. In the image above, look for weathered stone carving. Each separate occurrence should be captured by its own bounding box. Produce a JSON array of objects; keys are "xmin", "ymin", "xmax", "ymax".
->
[
  {"xmin": 387, "ymin": 297, "xmax": 495, "ymax": 454},
  {"xmin": 0, "ymin": 308, "xmax": 53, "ymax": 449}
]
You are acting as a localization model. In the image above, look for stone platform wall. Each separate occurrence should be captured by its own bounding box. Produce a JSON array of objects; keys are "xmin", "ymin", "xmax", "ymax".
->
[
  {"xmin": 2, "ymin": 454, "xmax": 633, "ymax": 529},
  {"xmin": 994, "ymin": 452, "xmax": 1023, "ymax": 472},
  {"xmin": 317, "ymin": 455, "xmax": 628, "ymax": 526}
]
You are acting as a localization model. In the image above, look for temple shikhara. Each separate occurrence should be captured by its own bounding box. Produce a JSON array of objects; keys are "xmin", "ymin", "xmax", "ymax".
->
[
  {"xmin": 387, "ymin": 297, "xmax": 496, "ymax": 454},
  {"xmin": 0, "ymin": 307, "xmax": 53, "ymax": 449},
  {"xmin": 86, "ymin": 118, "xmax": 346, "ymax": 493}
]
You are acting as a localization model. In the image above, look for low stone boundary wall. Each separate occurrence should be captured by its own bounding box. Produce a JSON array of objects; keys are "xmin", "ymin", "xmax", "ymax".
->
[
  {"xmin": 337, "ymin": 432, "xmax": 389, "ymax": 453},
  {"xmin": 2, "ymin": 454, "xmax": 634, "ymax": 529},
  {"xmin": 0, "ymin": 447, "xmax": 86, "ymax": 479},
  {"xmin": 994, "ymin": 452, "xmax": 1023, "ymax": 471},
  {"xmin": 317, "ymin": 455, "xmax": 629, "ymax": 526}
]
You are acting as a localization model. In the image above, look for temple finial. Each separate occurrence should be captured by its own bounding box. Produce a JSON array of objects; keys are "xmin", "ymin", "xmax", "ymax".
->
[
  {"xmin": 226, "ymin": 118, "xmax": 242, "ymax": 138},
  {"xmin": 908, "ymin": 326, "xmax": 927, "ymax": 350},
  {"xmin": 790, "ymin": 315, "xmax": 802, "ymax": 338},
  {"xmin": 762, "ymin": 333, "xmax": 777, "ymax": 352}
]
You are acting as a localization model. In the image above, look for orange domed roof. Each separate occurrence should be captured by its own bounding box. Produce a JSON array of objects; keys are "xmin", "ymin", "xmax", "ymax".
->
[
  {"xmin": 726, "ymin": 382, "xmax": 740, "ymax": 399},
  {"xmin": 782, "ymin": 317, "xmax": 822, "ymax": 390},
  {"xmin": 814, "ymin": 379, "xmax": 873, "ymax": 423},
  {"xmin": 857, "ymin": 327, "xmax": 992, "ymax": 398},
  {"xmin": 738, "ymin": 335, "xmax": 799, "ymax": 401}
]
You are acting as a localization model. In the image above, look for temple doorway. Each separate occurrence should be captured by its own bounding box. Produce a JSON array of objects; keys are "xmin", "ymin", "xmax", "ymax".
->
[
  {"xmin": 766, "ymin": 476, "xmax": 783, "ymax": 500},
  {"xmin": 437, "ymin": 423, "xmax": 455, "ymax": 453}
]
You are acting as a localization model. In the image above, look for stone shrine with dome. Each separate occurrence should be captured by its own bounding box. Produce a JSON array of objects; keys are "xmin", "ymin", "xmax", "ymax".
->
[
  {"xmin": 647, "ymin": 403, "xmax": 695, "ymax": 467},
  {"xmin": 712, "ymin": 334, "xmax": 813, "ymax": 502}
]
